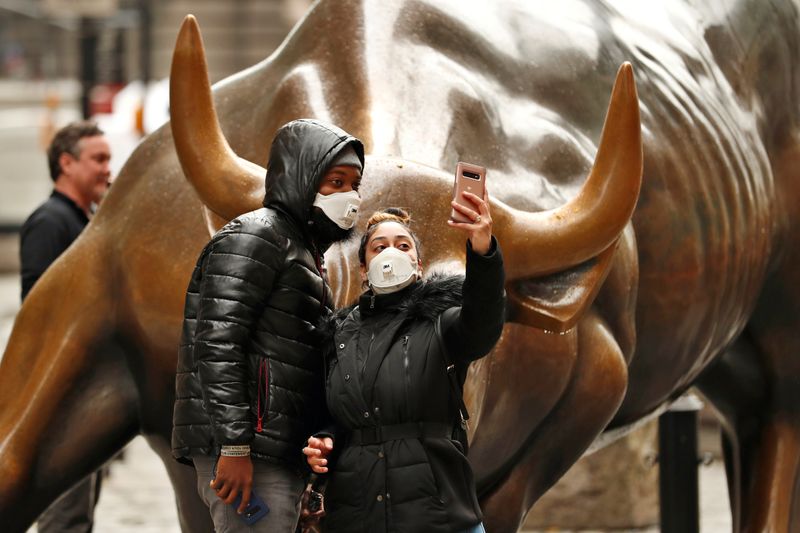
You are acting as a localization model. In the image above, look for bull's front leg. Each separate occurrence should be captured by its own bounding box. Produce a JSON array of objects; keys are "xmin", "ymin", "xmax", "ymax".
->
[
  {"xmin": 474, "ymin": 312, "xmax": 628, "ymax": 533},
  {"xmin": 0, "ymin": 249, "xmax": 140, "ymax": 531}
]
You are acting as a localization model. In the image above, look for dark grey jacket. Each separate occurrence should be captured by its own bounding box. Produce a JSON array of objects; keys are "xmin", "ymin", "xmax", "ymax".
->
[
  {"xmin": 172, "ymin": 119, "xmax": 364, "ymax": 468},
  {"xmin": 322, "ymin": 239, "xmax": 505, "ymax": 533}
]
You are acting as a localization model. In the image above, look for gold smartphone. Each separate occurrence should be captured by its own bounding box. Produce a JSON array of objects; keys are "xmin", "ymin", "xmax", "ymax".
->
[{"xmin": 450, "ymin": 162, "xmax": 486, "ymax": 223}]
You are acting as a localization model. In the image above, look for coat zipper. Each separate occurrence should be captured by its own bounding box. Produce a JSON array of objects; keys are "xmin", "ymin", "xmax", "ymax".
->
[
  {"xmin": 314, "ymin": 249, "xmax": 327, "ymax": 312},
  {"xmin": 256, "ymin": 358, "xmax": 270, "ymax": 432},
  {"xmin": 402, "ymin": 335, "xmax": 411, "ymax": 411}
]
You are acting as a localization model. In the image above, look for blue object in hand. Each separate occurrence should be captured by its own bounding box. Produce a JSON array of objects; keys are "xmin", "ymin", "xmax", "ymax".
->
[{"xmin": 231, "ymin": 490, "xmax": 270, "ymax": 525}]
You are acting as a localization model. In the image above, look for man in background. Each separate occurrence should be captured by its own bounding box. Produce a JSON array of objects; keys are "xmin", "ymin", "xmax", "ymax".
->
[{"xmin": 19, "ymin": 120, "xmax": 111, "ymax": 531}]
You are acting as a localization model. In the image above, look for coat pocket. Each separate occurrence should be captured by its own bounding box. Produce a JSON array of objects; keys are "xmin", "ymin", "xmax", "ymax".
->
[{"xmin": 424, "ymin": 438, "xmax": 479, "ymax": 523}]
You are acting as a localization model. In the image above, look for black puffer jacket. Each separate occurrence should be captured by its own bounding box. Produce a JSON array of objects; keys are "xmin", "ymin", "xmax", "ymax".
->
[
  {"xmin": 172, "ymin": 119, "xmax": 364, "ymax": 468},
  {"xmin": 322, "ymin": 239, "xmax": 505, "ymax": 533}
]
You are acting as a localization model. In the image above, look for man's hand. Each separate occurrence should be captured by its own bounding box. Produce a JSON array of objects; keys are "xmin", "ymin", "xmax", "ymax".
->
[
  {"xmin": 303, "ymin": 436, "xmax": 334, "ymax": 474},
  {"xmin": 211, "ymin": 455, "xmax": 253, "ymax": 514}
]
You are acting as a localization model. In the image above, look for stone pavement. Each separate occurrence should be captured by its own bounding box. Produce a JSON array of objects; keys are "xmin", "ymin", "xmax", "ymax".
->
[
  {"xmin": 75, "ymin": 436, "xmax": 182, "ymax": 533},
  {"xmin": 0, "ymin": 273, "xmax": 731, "ymax": 532}
]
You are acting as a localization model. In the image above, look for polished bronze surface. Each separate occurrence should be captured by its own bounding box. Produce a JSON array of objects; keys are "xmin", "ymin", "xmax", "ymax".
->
[{"xmin": 1, "ymin": 1, "xmax": 799, "ymax": 531}]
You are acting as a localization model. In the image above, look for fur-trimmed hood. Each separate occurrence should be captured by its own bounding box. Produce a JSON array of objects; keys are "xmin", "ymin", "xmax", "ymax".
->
[
  {"xmin": 321, "ymin": 272, "xmax": 464, "ymax": 338},
  {"xmin": 383, "ymin": 271, "xmax": 463, "ymax": 321}
]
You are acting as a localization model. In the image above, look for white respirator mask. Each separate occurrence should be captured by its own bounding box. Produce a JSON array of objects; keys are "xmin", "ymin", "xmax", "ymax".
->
[
  {"xmin": 366, "ymin": 246, "xmax": 420, "ymax": 294},
  {"xmin": 312, "ymin": 190, "xmax": 362, "ymax": 229}
]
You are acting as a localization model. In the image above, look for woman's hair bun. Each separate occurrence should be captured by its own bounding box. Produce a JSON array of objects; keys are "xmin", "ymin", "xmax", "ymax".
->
[{"xmin": 365, "ymin": 207, "xmax": 411, "ymax": 229}]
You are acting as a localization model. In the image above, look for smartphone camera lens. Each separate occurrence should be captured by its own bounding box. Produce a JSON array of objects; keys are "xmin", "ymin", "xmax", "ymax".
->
[{"xmin": 462, "ymin": 171, "xmax": 481, "ymax": 180}]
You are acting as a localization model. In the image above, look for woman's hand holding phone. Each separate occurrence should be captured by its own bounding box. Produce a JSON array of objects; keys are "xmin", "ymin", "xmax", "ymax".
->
[{"xmin": 448, "ymin": 187, "xmax": 493, "ymax": 255}]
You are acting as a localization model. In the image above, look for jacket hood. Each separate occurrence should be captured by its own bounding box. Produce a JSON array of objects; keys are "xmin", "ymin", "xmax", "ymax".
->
[{"xmin": 263, "ymin": 119, "xmax": 365, "ymax": 227}]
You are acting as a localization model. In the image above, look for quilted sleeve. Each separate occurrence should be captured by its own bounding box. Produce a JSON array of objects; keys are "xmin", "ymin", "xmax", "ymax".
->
[{"xmin": 193, "ymin": 227, "xmax": 287, "ymax": 446}]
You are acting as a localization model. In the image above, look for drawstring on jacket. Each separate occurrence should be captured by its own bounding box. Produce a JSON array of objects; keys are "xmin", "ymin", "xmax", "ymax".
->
[{"xmin": 256, "ymin": 359, "xmax": 269, "ymax": 432}]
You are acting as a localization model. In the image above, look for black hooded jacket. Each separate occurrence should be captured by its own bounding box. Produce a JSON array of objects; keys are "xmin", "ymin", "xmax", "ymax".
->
[{"xmin": 172, "ymin": 119, "xmax": 364, "ymax": 468}]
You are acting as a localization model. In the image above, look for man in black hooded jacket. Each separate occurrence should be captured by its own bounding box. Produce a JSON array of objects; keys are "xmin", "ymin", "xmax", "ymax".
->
[{"xmin": 172, "ymin": 119, "xmax": 364, "ymax": 531}]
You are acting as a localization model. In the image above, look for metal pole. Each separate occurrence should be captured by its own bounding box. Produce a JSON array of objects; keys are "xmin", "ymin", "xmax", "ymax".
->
[
  {"xmin": 79, "ymin": 17, "xmax": 98, "ymax": 119},
  {"xmin": 139, "ymin": 0, "xmax": 151, "ymax": 84},
  {"xmin": 658, "ymin": 394, "xmax": 702, "ymax": 533}
]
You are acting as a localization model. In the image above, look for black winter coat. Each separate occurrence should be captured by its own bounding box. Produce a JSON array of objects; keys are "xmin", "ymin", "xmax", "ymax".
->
[
  {"xmin": 172, "ymin": 119, "xmax": 364, "ymax": 468},
  {"xmin": 322, "ymin": 239, "xmax": 505, "ymax": 533}
]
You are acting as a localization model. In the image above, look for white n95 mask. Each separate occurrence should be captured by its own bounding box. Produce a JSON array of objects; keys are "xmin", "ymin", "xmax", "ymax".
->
[
  {"xmin": 367, "ymin": 247, "xmax": 420, "ymax": 294},
  {"xmin": 313, "ymin": 190, "xmax": 361, "ymax": 229}
]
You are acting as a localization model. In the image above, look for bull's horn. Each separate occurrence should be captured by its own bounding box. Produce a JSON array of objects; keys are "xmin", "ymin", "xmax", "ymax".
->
[
  {"xmin": 495, "ymin": 62, "xmax": 642, "ymax": 279},
  {"xmin": 170, "ymin": 15, "xmax": 264, "ymax": 221}
]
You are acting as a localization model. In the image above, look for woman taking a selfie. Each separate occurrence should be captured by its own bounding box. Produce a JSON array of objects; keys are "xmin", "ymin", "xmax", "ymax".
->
[{"xmin": 303, "ymin": 189, "xmax": 505, "ymax": 533}]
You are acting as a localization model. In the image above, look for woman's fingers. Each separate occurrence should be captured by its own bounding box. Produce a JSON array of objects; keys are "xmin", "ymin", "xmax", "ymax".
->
[
  {"xmin": 307, "ymin": 456, "xmax": 328, "ymax": 466},
  {"xmin": 447, "ymin": 219, "xmax": 473, "ymax": 229},
  {"xmin": 453, "ymin": 191, "xmax": 491, "ymax": 221},
  {"xmin": 462, "ymin": 190, "xmax": 486, "ymax": 211},
  {"xmin": 448, "ymin": 190, "xmax": 493, "ymax": 254},
  {"xmin": 462, "ymin": 191, "xmax": 491, "ymax": 220},
  {"xmin": 303, "ymin": 446, "xmax": 322, "ymax": 457},
  {"xmin": 450, "ymin": 200, "xmax": 480, "ymax": 222},
  {"xmin": 307, "ymin": 436, "xmax": 334, "ymax": 451},
  {"xmin": 304, "ymin": 451, "xmax": 329, "ymax": 472},
  {"xmin": 304, "ymin": 437, "xmax": 334, "ymax": 460},
  {"xmin": 448, "ymin": 204, "xmax": 491, "ymax": 229},
  {"xmin": 303, "ymin": 443, "xmax": 329, "ymax": 473}
]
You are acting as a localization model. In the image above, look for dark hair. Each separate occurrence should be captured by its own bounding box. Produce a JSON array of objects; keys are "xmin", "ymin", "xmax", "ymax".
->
[
  {"xmin": 47, "ymin": 121, "xmax": 104, "ymax": 181},
  {"xmin": 357, "ymin": 207, "xmax": 423, "ymax": 265}
]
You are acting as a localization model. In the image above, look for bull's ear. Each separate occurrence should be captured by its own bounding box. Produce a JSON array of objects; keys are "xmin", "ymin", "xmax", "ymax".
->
[{"xmin": 506, "ymin": 240, "xmax": 617, "ymax": 332}]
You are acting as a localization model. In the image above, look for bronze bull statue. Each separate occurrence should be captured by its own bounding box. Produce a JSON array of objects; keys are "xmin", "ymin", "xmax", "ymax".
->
[{"xmin": 1, "ymin": 1, "xmax": 799, "ymax": 531}]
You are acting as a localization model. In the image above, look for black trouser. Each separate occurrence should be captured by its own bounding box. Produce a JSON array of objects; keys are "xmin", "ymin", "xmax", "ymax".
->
[{"xmin": 37, "ymin": 470, "xmax": 102, "ymax": 533}]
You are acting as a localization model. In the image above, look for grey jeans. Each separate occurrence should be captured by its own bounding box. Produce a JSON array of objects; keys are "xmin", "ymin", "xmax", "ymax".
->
[{"xmin": 193, "ymin": 455, "xmax": 304, "ymax": 532}]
